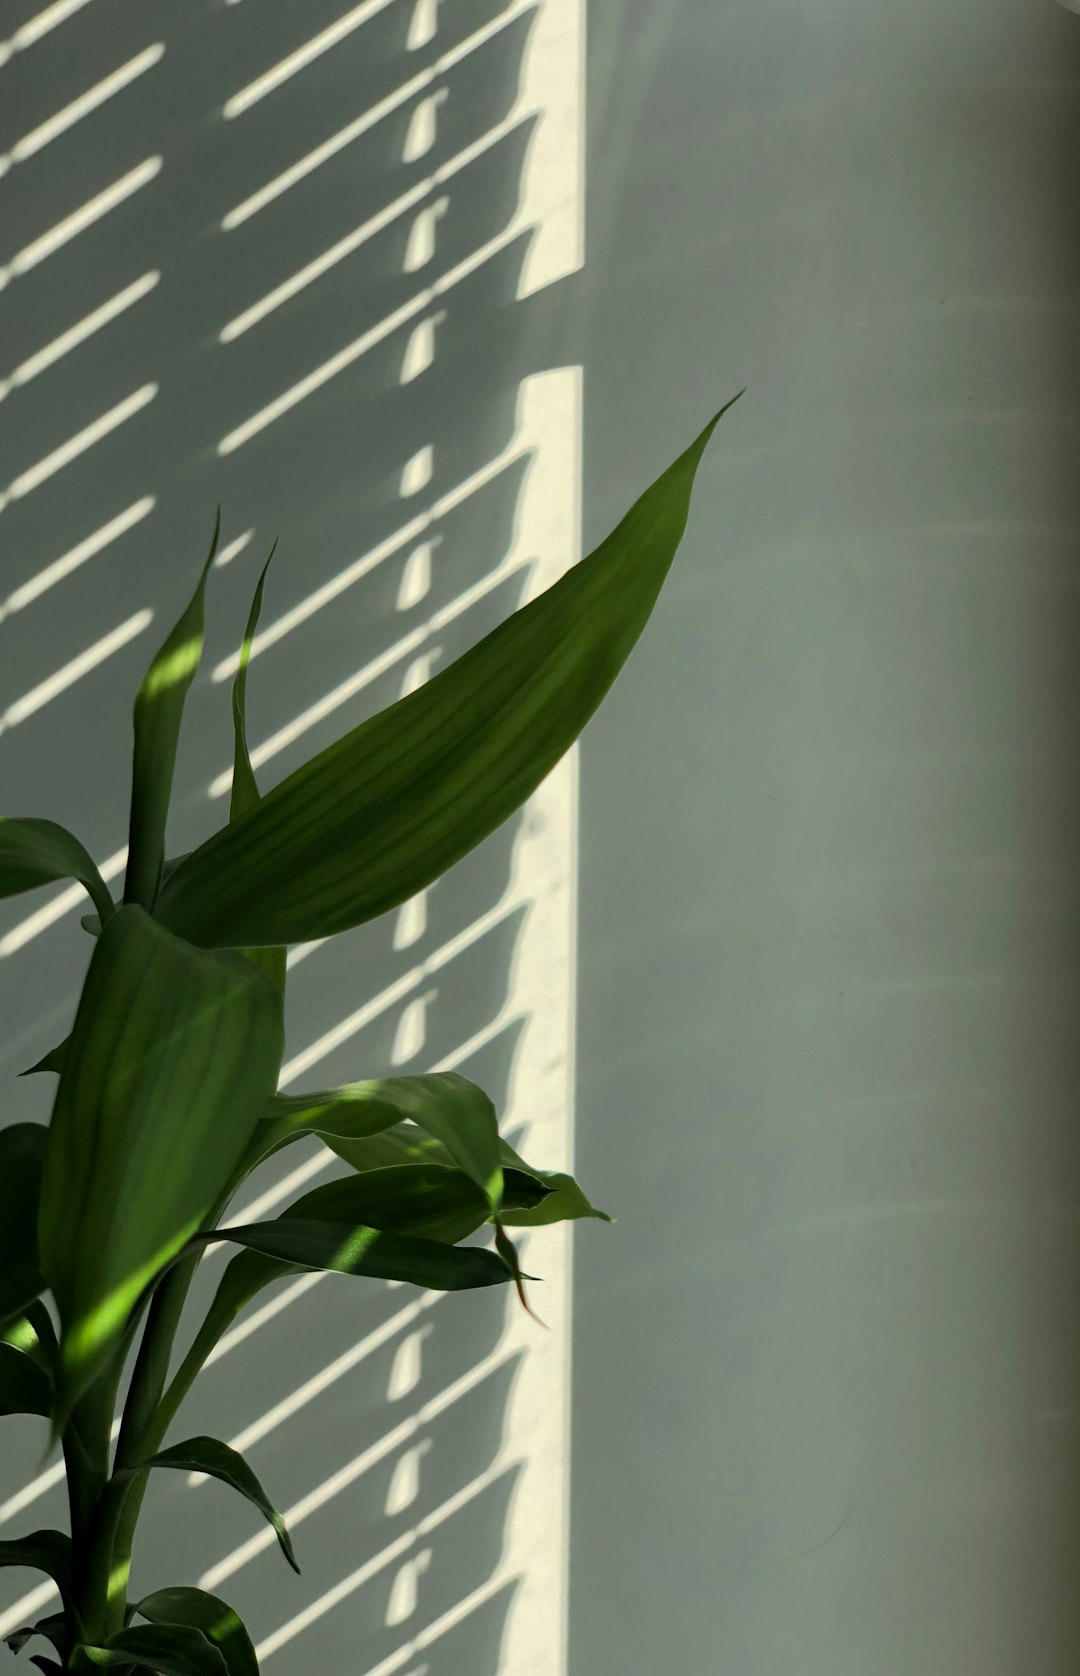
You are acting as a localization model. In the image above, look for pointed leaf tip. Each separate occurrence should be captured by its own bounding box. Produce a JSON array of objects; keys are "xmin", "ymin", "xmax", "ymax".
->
[
  {"xmin": 153, "ymin": 401, "xmax": 736, "ymax": 949},
  {"xmin": 136, "ymin": 1436, "xmax": 299, "ymax": 1575},
  {"xmin": 124, "ymin": 511, "xmax": 222, "ymax": 910}
]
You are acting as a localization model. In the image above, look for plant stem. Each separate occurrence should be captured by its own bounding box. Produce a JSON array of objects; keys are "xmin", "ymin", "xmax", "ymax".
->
[{"xmin": 96, "ymin": 1257, "xmax": 202, "ymax": 1637}]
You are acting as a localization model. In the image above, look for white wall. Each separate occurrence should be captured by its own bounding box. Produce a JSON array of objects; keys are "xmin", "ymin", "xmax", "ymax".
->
[{"xmin": 571, "ymin": 2, "xmax": 1080, "ymax": 1670}]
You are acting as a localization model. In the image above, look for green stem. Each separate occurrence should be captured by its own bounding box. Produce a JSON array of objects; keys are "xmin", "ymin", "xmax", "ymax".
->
[
  {"xmin": 75, "ymin": 1164, "xmax": 255, "ymax": 1641},
  {"xmin": 82, "ymin": 1256, "xmax": 201, "ymax": 1638},
  {"xmin": 66, "ymin": 1321, "xmax": 145, "ymax": 1638}
]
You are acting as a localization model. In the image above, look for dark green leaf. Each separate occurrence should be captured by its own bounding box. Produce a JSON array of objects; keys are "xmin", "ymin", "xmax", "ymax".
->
[
  {"xmin": 324, "ymin": 1119, "xmax": 606, "ymax": 1227},
  {"xmin": 0, "ymin": 1124, "xmax": 46, "ymax": 1326},
  {"xmin": 205, "ymin": 1217, "xmax": 513, "ymax": 1293},
  {"xmin": 0, "ymin": 1343, "xmax": 52, "ymax": 1417},
  {"xmin": 0, "ymin": 818, "xmax": 114, "ymax": 926},
  {"xmin": 275, "ymin": 1163, "xmax": 547, "ymax": 1238},
  {"xmin": 281, "ymin": 1163, "xmax": 488, "ymax": 1244},
  {"xmin": 135, "ymin": 1588, "xmax": 256, "ymax": 1676},
  {"xmin": 124, "ymin": 511, "xmax": 220, "ymax": 910},
  {"xmin": 229, "ymin": 546, "xmax": 286, "ymax": 994},
  {"xmin": 29, "ymin": 1657, "xmax": 64, "ymax": 1675},
  {"xmin": 0, "ymin": 1532, "xmax": 72, "ymax": 1602},
  {"xmin": 154, "ymin": 404, "xmax": 737, "ymax": 948},
  {"xmin": 174, "ymin": 1164, "xmax": 531, "ymax": 1400},
  {"xmin": 38, "ymin": 905, "xmax": 284, "ymax": 1418},
  {"xmin": 134, "ymin": 1437, "xmax": 298, "ymax": 1574},
  {"xmin": 4, "ymin": 1612, "xmax": 68, "ymax": 1659},
  {"xmin": 78, "ymin": 1623, "xmax": 228, "ymax": 1676},
  {"xmin": 18, "ymin": 1037, "xmax": 68, "ymax": 1078}
]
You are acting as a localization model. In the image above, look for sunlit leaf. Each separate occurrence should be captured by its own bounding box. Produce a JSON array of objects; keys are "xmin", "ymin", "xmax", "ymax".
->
[
  {"xmin": 154, "ymin": 404, "xmax": 737, "ymax": 949},
  {"xmin": 249, "ymin": 1075, "xmax": 500, "ymax": 1197},
  {"xmin": 203, "ymin": 1217, "xmax": 513, "ymax": 1293},
  {"xmin": 78, "ymin": 1623, "xmax": 228, "ymax": 1676},
  {"xmin": 0, "ymin": 1124, "xmax": 46, "ymax": 1327},
  {"xmin": 2, "ymin": 1300, "xmax": 57, "ymax": 1375},
  {"xmin": 132, "ymin": 1437, "xmax": 297, "ymax": 1574},
  {"xmin": 0, "ymin": 818, "xmax": 113, "ymax": 926},
  {"xmin": 38, "ymin": 906, "xmax": 284, "ymax": 1418},
  {"xmin": 124, "ymin": 511, "xmax": 220, "ymax": 910},
  {"xmin": 135, "ymin": 1587, "xmax": 256, "ymax": 1676},
  {"xmin": 493, "ymin": 1137, "xmax": 612, "ymax": 1227},
  {"xmin": 229, "ymin": 546, "xmax": 285, "ymax": 995},
  {"xmin": 0, "ymin": 1343, "xmax": 52, "ymax": 1417}
]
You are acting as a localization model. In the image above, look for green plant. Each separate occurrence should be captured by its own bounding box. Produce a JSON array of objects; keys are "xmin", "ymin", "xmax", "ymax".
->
[{"xmin": 0, "ymin": 395, "xmax": 738, "ymax": 1675}]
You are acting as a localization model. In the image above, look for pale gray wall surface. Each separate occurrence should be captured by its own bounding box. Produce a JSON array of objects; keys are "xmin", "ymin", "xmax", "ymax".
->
[{"xmin": 570, "ymin": 2, "xmax": 1080, "ymax": 1672}]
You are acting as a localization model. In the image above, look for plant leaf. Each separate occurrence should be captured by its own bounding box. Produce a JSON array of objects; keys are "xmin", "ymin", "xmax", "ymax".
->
[
  {"xmin": 249, "ymin": 1075, "xmax": 499, "ymax": 1191},
  {"xmin": 324, "ymin": 1119, "xmax": 606, "ymax": 1227},
  {"xmin": 38, "ymin": 905, "xmax": 284, "ymax": 1419},
  {"xmin": 0, "ymin": 1532, "xmax": 72, "ymax": 1604},
  {"xmin": 124, "ymin": 511, "xmax": 221, "ymax": 910},
  {"xmin": 204, "ymin": 1217, "xmax": 514, "ymax": 1293},
  {"xmin": 0, "ymin": 1124, "xmax": 46, "ymax": 1327},
  {"xmin": 281, "ymin": 1162, "xmax": 546, "ymax": 1243},
  {"xmin": 3, "ymin": 1300, "xmax": 58, "ymax": 1374},
  {"xmin": 4, "ymin": 1612, "xmax": 68, "ymax": 1659},
  {"xmin": 173, "ymin": 1165, "xmax": 540, "ymax": 1396},
  {"xmin": 229, "ymin": 546, "xmax": 285, "ymax": 995},
  {"xmin": 133, "ymin": 1437, "xmax": 298, "ymax": 1574},
  {"xmin": 154, "ymin": 404, "xmax": 737, "ymax": 949},
  {"xmin": 307, "ymin": 1073, "xmax": 503, "ymax": 1212},
  {"xmin": 78, "ymin": 1623, "xmax": 228, "ymax": 1676},
  {"xmin": 29, "ymin": 1658, "xmax": 65, "ymax": 1676},
  {"xmin": 0, "ymin": 1343, "xmax": 52, "ymax": 1417},
  {"xmin": 493, "ymin": 1137, "xmax": 612, "ymax": 1227},
  {"xmin": 0, "ymin": 818, "xmax": 113, "ymax": 926},
  {"xmin": 134, "ymin": 1588, "xmax": 256, "ymax": 1676},
  {"xmin": 19, "ymin": 1037, "xmax": 69, "ymax": 1078}
]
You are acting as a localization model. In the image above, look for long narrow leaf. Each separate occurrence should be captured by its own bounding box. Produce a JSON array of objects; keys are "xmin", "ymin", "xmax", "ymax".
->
[
  {"xmin": 166, "ymin": 1166, "xmax": 543, "ymax": 1406},
  {"xmin": 124, "ymin": 511, "xmax": 220, "ymax": 909},
  {"xmin": 229, "ymin": 546, "xmax": 285, "ymax": 993},
  {"xmin": 0, "ymin": 819, "xmax": 113, "ymax": 925},
  {"xmin": 132, "ymin": 1437, "xmax": 298, "ymax": 1574},
  {"xmin": 325, "ymin": 1119, "xmax": 606, "ymax": 1228},
  {"xmin": 38, "ymin": 906, "xmax": 284, "ymax": 1417},
  {"xmin": 277, "ymin": 1163, "xmax": 545, "ymax": 1243},
  {"xmin": 204, "ymin": 1218, "xmax": 513, "ymax": 1291},
  {"xmin": 154, "ymin": 403, "xmax": 737, "ymax": 948}
]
